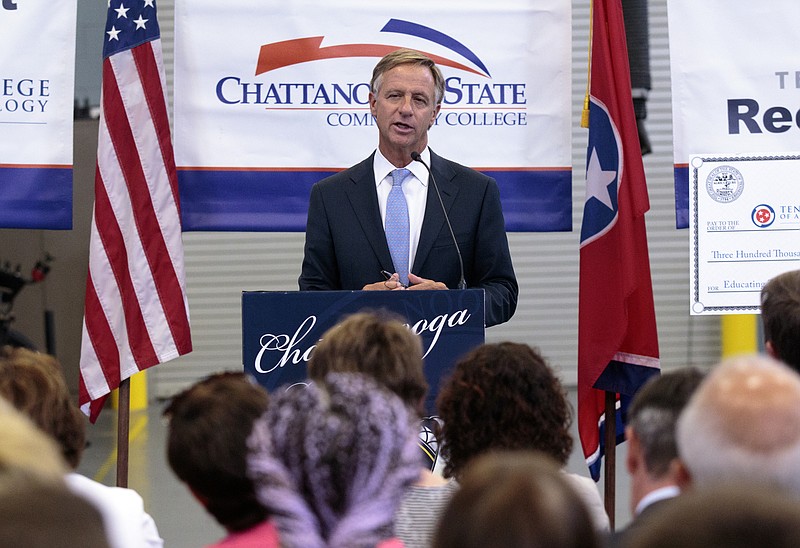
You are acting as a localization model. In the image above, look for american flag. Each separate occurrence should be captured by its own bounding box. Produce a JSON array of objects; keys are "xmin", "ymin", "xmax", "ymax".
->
[
  {"xmin": 79, "ymin": 0, "xmax": 192, "ymax": 421},
  {"xmin": 577, "ymin": 0, "xmax": 660, "ymax": 481}
]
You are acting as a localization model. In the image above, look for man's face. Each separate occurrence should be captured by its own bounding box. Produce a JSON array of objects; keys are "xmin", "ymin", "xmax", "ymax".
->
[{"xmin": 369, "ymin": 63, "xmax": 441, "ymax": 162}]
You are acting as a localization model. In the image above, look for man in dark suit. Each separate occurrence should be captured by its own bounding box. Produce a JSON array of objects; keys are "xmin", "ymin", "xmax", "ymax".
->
[
  {"xmin": 299, "ymin": 49, "xmax": 517, "ymax": 327},
  {"xmin": 610, "ymin": 367, "xmax": 704, "ymax": 547}
]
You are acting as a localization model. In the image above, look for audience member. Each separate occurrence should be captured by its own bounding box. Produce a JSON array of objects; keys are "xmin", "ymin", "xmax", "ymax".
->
[
  {"xmin": 163, "ymin": 372, "xmax": 276, "ymax": 547},
  {"xmin": 627, "ymin": 485, "xmax": 800, "ymax": 548},
  {"xmin": 0, "ymin": 346, "xmax": 164, "ymax": 548},
  {"xmin": 0, "ymin": 396, "xmax": 65, "ymax": 482},
  {"xmin": 308, "ymin": 311, "xmax": 428, "ymax": 415},
  {"xmin": 0, "ymin": 399, "xmax": 109, "ymax": 547},
  {"xmin": 433, "ymin": 451, "xmax": 600, "ymax": 548},
  {"xmin": 436, "ymin": 342, "xmax": 609, "ymax": 530},
  {"xmin": 308, "ymin": 311, "xmax": 455, "ymax": 548},
  {"xmin": 676, "ymin": 354, "xmax": 800, "ymax": 496},
  {"xmin": 760, "ymin": 269, "xmax": 800, "ymax": 372},
  {"xmin": 248, "ymin": 373, "xmax": 420, "ymax": 548},
  {"xmin": 0, "ymin": 473, "xmax": 110, "ymax": 548},
  {"xmin": 613, "ymin": 367, "xmax": 705, "ymax": 545}
]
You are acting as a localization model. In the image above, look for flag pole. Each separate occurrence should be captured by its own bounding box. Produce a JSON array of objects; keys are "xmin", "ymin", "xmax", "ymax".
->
[
  {"xmin": 116, "ymin": 378, "xmax": 130, "ymax": 488},
  {"xmin": 603, "ymin": 390, "xmax": 616, "ymax": 530}
]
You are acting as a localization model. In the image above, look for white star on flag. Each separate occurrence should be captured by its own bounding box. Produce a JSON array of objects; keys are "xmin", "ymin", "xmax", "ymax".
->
[
  {"xmin": 144, "ymin": 0, "xmax": 155, "ymax": 7},
  {"xmin": 114, "ymin": 3, "xmax": 129, "ymax": 18},
  {"xmin": 133, "ymin": 15, "xmax": 148, "ymax": 29},
  {"xmin": 585, "ymin": 147, "xmax": 617, "ymax": 210},
  {"xmin": 107, "ymin": 26, "xmax": 121, "ymax": 41}
]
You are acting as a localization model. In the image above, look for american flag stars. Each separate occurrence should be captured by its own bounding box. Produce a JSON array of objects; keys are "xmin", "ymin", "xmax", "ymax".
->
[{"xmin": 104, "ymin": 1, "xmax": 159, "ymax": 56}]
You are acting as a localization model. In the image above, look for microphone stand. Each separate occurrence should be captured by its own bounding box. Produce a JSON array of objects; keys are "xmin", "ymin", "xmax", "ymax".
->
[{"xmin": 411, "ymin": 151, "xmax": 467, "ymax": 290}]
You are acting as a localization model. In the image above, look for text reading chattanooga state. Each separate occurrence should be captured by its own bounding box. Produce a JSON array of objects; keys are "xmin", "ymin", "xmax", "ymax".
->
[{"xmin": 215, "ymin": 76, "xmax": 529, "ymax": 127}]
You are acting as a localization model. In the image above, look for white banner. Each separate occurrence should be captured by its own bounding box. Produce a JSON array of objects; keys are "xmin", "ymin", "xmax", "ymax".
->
[
  {"xmin": 173, "ymin": 0, "xmax": 572, "ymax": 231},
  {"xmin": 668, "ymin": 1, "xmax": 800, "ymax": 229},
  {"xmin": 0, "ymin": 0, "xmax": 76, "ymax": 229}
]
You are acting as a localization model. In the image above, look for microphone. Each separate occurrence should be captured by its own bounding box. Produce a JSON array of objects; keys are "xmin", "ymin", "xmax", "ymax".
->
[{"xmin": 411, "ymin": 151, "xmax": 467, "ymax": 290}]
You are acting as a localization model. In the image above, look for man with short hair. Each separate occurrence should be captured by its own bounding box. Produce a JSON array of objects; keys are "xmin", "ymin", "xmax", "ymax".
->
[
  {"xmin": 676, "ymin": 354, "xmax": 800, "ymax": 497},
  {"xmin": 163, "ymin": 372, "xmax": 278, "ymax": 547},
  {"xmin": 760, "ymin": 269, "xmax": 800, "ymax": 372},
  {"xmin": 613, "ymin": 368, "xmax": 705, "ymax": 545},
  {"xmin": 299, "ymin": 48, "xmax": 518, "ymax": 327}
]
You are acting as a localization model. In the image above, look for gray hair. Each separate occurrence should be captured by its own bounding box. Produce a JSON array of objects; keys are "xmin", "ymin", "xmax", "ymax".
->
[{"xmin": 677, "ymin": 355, "xmax": 800, "ymax": 496}]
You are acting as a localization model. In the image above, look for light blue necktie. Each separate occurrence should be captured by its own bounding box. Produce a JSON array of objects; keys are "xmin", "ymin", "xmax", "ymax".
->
[{"xmin": 385, "ymin": 168, "xmax": 412, "ymax": 286}]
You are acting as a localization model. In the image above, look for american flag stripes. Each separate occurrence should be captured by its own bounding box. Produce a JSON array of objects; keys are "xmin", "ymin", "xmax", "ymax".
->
[
  {"xmin": 79, "ymin": 0, "xmax": 192, "ymax": 421},
  {"xmin": 577, "ymin": 0, "xmax": 660, "ymax": 480}
]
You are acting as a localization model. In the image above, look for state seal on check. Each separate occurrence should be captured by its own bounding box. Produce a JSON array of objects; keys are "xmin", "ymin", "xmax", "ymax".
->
[{"xmin": 706, "ymin": 165, "xmax": 744, "ymax": 203}]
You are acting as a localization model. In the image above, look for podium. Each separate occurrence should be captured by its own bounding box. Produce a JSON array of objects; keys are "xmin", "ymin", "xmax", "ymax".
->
[{"xmin": 242, "ymin": 289, "xmax": 485, "ymax": 410}]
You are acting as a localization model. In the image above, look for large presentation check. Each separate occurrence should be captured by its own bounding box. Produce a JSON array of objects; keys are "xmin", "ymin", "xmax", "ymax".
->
[{"xmin": 689, "ymin": 153, "xmax": 800, "ymax": 315}]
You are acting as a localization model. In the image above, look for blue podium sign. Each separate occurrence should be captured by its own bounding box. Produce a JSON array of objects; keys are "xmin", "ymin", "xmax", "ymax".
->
[{"xmin": 242, "ymin": 289, "xmax": 485, "ymax": 410}]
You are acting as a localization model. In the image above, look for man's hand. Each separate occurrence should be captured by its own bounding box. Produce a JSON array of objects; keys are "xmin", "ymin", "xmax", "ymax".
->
[
  {"xmin": 363, "ymin": 272, "xmax": 406, "ymax": 290},
  {"xmin": 407, "ymin": 273, "xmax": 447, "ymax": 290}
]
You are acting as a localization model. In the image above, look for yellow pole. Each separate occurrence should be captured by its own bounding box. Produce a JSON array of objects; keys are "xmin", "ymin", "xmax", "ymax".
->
[
  {"xmin": 721, "ymin": 315, "xmax": 758, "ymax": 358},
  {"xmin": 110, "ymin": 371, "xmax": 148, "ymax": 411}
]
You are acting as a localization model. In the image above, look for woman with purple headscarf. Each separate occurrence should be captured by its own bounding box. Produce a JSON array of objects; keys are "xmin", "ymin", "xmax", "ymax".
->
[{"xmin": 248, "ymin": 373, "xmax": 421, "ymax": 548}]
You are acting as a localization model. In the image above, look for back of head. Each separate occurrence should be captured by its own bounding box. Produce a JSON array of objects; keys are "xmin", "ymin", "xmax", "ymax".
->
[
  {"xmin": 0, "ymin": 347, "xmax": 85, "ymax": 468},
  {"xmin": 164, "ymin": 372, "xmax": 269, "ymax": 532},
  {"xmin": 677, "ymin": 355, "xmax": 800, "ymax": 494},
  {"xmin": 436, "ymin": 342, "xmax": 573, "ymax": 478},
  {"xmin": 761, "ymin": 269, "xmax": 800, "ymax": 372},
  {"xmin": 434, "ymin": 451, "xmax": 599, "ymax": 548},
  {"xmin": 628, "ymin": 485, "xmax": 800, "ymax": 548},
  {"xmin": 248, "ymin": 373, "xmax": 421, "ymax": 548},
  {"xmin": 308, "ymin": 311, "xmax": 428, "ymax": 413},
  {"xmin": 0, "ymin": 397, "xmax": 66, "ymax": 482},
  {"xmin": 0, "ymin": 474, "xmax": 110, "ymax": 548},
  {"xmin": 627, "ymin": 367, "xmax": 705, "ymax": 478}
]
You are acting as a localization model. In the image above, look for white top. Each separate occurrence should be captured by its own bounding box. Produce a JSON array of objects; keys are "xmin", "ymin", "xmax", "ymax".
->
[
  {"xmin": 65, "ymin": 472, "xmax": 164, "ymax": 548},
  {"xmin": 373, "ymin": 147, "xmax": 429, "ymax": 273},
  {"xmin": 562, "ymin": 471, "xmax": 611, "ymax": 531}
]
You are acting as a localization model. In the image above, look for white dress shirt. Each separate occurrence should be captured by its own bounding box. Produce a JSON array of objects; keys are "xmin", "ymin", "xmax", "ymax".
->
[{"xmin": 373, "ymin": 148, "xmax": 429, "ymax": 273}]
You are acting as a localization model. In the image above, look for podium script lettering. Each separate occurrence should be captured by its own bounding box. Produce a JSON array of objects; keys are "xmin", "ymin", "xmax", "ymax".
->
[{"xmin": 253, "ymin": 309, "xmax": 472, "ymax": 374}]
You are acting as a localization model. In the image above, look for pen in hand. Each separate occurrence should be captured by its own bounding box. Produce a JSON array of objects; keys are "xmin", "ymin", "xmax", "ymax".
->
[{"xmin": 381, "ymin": 270, "xmax": 407, "ymax": 288}]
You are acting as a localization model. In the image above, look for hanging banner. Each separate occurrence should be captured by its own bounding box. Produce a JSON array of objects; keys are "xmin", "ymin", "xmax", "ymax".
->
[
  {"xmin": 174, "ymin": 0, "xmax": 572, "ymax": 232},
  {"xmin": 668, "ymin": 1, "xmax": 800, "ymax": 229},
  {"xmin": 0, "ymin": 0, "xmax": 76, "ymax": 229}
]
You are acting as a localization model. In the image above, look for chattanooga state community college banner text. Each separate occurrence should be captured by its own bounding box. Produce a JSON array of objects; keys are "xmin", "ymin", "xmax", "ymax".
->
[
  {"xmin": 174, "ymin": 0, "xmax": 572, "ymax": 232},
  {"xmin": 0, "ymin": 1, "xmax": 76, "ymax": 229},
  {"xmin": 668, "ymin": 0, "xmax": 800, "ymax": 229}
]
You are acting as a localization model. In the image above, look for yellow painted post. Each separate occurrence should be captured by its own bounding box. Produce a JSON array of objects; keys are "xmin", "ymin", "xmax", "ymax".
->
[
  {"xmin": 721, "ymin": 314, "xmax": 758, "ymax": 358},
  {"xmin": 110, "ymin": 371, "xmax": 148, "ymax": 411}
]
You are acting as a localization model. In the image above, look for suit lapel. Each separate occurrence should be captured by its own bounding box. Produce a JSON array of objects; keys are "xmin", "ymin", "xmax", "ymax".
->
[
  {"xmin": 414, "ymin": 150, "xmax": 459, "ymax": 271},
  {"xmin": 344, "ymin": 154, "xmax": 395, "ymax": 270}
]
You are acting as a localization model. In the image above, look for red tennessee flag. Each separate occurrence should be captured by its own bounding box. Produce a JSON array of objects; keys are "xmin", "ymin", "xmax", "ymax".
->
[
  {"xmin": 578, "ymin": 0, "xmax": 660, "ymax": 480},
  {"xmin": 79, "ymin": 0, "xmax": 192, "ymax": 422}
]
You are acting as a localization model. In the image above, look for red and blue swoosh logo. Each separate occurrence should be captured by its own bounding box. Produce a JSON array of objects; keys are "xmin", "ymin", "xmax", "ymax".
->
[{"xmin": 256, "ymin": 19, "xmax": 491, "ymax": 78}]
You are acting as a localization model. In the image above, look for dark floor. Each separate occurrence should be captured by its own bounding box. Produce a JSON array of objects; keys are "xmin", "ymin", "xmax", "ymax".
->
[{"xmin": 77, "ymin": 390, "xmax": 631, "ymax": 548}]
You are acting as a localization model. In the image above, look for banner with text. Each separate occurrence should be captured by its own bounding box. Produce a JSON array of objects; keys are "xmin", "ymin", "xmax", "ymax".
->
[
  {"xmin": 174, "ymin": 0, "xmax": 572, "ymax": 232},
  {"xmin": 0, "ymin": 0, "xmax": 76, "ymax": 229},
  {"xmin": 668, "ymin": 1, "xmax": 800, "ymax": 229}
]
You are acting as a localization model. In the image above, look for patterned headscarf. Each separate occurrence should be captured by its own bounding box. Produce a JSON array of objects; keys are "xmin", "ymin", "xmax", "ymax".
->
[{"xmin": 248, "ymin": 373, "xmax": 420, "ymax": 548}]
